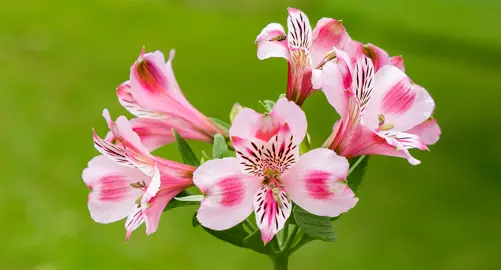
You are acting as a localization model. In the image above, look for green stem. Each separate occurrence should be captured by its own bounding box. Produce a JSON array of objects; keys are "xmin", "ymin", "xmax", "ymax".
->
[
  {"xmin": 272, "ymin": 253, "xmax": 289, "ymax": 270},
  {"xmin": 348, "ymin": 155, "xmax": 366, "ymax": 175}
]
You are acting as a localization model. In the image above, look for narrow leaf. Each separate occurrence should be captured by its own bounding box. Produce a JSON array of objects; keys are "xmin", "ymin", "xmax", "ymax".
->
[
  {"xmin": 293, "ymin": 206, "xmax": 336, "ymax": 242},
  {"xmin": 172, "ymin": 129, "xmax": 200, "ymax": 166},
  {"xmin": 347, "ymin": 156, "xmax": 369, "ymax": 192},
  {"xmin": 174, "ymin": 195, "xmax": 204, "ymax": 202},
  {"xmin": 192, "ymin": 212, "xmax": 249, "ymax": 248},
  {"xmin": 164, "ymin": 191, "xmax": 199, "ymax": 212},
  {"xmin": 213, "ymin": 134, "xmax": 230, "ymax": 159}
]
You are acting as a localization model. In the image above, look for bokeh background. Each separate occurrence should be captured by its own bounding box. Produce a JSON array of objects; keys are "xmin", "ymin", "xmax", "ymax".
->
[{"xmin": 1, "ymin": 0, "xmax": 500, "ymax": 269}]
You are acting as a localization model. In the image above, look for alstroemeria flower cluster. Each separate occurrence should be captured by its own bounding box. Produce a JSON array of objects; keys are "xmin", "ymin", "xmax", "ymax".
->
[
  {"xmin": 82, "ymin": 7, "xmax": 440, "ymax": 249},
  {"xmin": 256, "ymin": 8, "xmax": 441, "ymax": 165}
]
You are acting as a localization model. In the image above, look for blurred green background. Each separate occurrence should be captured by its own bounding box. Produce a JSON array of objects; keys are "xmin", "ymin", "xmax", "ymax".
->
[{"xmin": 1, "ymin": 0, "xmax": 500, "ymax": 269}]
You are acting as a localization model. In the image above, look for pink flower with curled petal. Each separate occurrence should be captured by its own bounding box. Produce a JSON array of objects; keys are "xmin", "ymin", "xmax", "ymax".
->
[
  {"xmin": 83, "ymin": 109, "xmax": 195, "ymax": 240},
  {"xmin": 256, "ymin": 8, "xmax": 351, "ymax": 106},
  {"xmin": 114, "ymin": 49, "xmax": 227, "ymax": 151},
  {"xmin": 193, "ymin": 98, "xmax": 358, "ymax": 244},
  {"xmin": 321, "ymin": 53, "xmax": 436, "ymax": 165}
]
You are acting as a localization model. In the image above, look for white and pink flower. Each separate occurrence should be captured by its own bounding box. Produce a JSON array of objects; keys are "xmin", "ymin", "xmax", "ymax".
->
[
  {"xmin": 193, "ymin": 98, "xmax": 358, "ymax": 244},
  {"xmin": 83, "ymin": 110, "xmax": 195, "ymax": 239},
  {"xmin": 256, "ymin": 8, "xmax": 351, "ymax": 106},
  {"xmin": 114, "ymin": 49, "xmax": 227, "ymax": 151},
  {"xmin": 320, "ymin": 53, "xmax": 437, "ymax": 164}
]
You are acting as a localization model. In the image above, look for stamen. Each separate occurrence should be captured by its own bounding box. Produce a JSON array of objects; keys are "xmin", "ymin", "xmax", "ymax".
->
[{"xmin": 315, "ymin": 50, "xmax": 337, "ymax": 69}]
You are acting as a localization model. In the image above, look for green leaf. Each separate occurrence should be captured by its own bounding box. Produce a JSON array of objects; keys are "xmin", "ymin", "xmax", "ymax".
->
[
  {"xmin": 172, "ymin": 129, "xmax": 200, "ymax": 166},
  {"xmin": 243, "ymin": 230, "xmax": 271, "ymax": 254},
  {"xmin": 192, "ymin": 212, "xmax": 249, "ymax": 248},
  {"xmin": 213, "ymin": 134, "xmax": 230, "ymax": 159},
  {"xmin": 299, "ymin": 133, "xmax": 312, "ymax": 154},
  {"xmin": 209, "ymin": 117, "xmax": 230, "ymax": 133},
  {"xmin": 347, "ymin": 156, "xmax": 370, "ymax": 192},
  {"xmin": 293, "ymin": 206, "xmax": 336, "ymax": 242}
]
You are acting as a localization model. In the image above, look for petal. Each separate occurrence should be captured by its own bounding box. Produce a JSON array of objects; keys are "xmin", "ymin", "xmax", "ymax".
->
[
  {"xmin": 334, "ymin": 123, "xmax": 422, "ymax": 165},
  {"xmin": 142, "ymin": 166, "xmax": 193, "ymax": 235},
  {"xmin": 125, "ymin": 207, "xmax": 144, "ymax": 241},
  {"xmin": 116, "ymin": 82, "xmax": 162, "ymax": 118},
  {"xmin": 287, "ymin": 8, "xmax": 312, "ymax": 50},
  {"xmin": 363, "ymin": 66, "xmax": 435, "ymax": 131},
  {"xmin": 256, "ymin": 23, "xmax": 290, "ymax": 61},
  {"xmin": 310, "ymin": 18, "xmax": 350, "ymax": 66},
  {"xmin": 320, "ymin": 48, "xmax": 353, "ymax": 117},
  {"xmin": 124, "ymin": 117, "xmax": 212, "ymax": 152},
  {"xmin": 390, "ymin": 56, "xmax": 405, "ymax": 71},
  {"xmin": 253, "ymin": 185, "xmax": 292, "ymax": 244},
  {"xmin": 380, "ymin": 131, "xmax": 427, "ymax": 165},
  {"xmin": 193, "ymin": 158, "xmax": 262, "ymax": 230},
  {"xmin": 230, "ymin": 98, "xmax": 306, "ymax": 145},
  {"xmin": 93, "ymin": 129, "xmax": 134, "ymax": 168},
  {"xmin": 130, "ymin": 50, "xmax": 169, "ymax": 106},
  {"xmin": 128, "ymin": 49, "xmax": 192, "ymax": 118},
  {"xmin": 281, "ymin": 148, "xmax": 358, "ymax": 217},
  {"xmin": 83, "ymin": 155, "xmax": 145, "ymax": 223},
  {"xmin": 406, "ymin": 117, "xmax": 441, "ymax": 145},
  {"xmin": 352, "ymin": 56, "xmax": 375, "ymax": 115},
  {"xmin": 343, "ymin": 39, "xmax": 364, "ymax": 61},
  {"xmin": 363, "ymin": 43, "xmax": 391, "ymax": 71},
  {"xmin": 232, "ymin": 123, "xmax": 299, "ymax": 177},
  {"xmin": 271, "ymin": 97, "xmax": 307, "ymax": 144}
]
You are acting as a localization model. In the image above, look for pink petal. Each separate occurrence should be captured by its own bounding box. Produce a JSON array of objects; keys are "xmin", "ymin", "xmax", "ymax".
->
[
  {"xmin": 83, "ymin": 155, "xmax": 145, "ymax": 223},
  {"xmin": 288, "ymin": 57, "xmax": 314, "ymax": 106},
  {"xmin": 271, "ymin": 98, "xmax": 307, "ymax": 144},
  {"xmin": 253, "ymin": 184, "xmax": 292, "ymax": 244},
  {"xmin": 333, "ymin": 123, "xmax": 422, "ymax": 165},
  {"xmin": 116, "ymin": 82, "xmax": 161, "ymax": 118},
  {"xmin": 125, "ymin": 208, "xmax": 144, "ymax": 241},
  {"xmin": 363, "ymin": 65, "xmax": 435, "ymax": 132},
  {"xmin": 256, "ymin": 23, "xmax": 290, "ymax": 61},
  {"xmin": 362, "ymin": 43, "xmax": 391, "ymax": 72},
  {"xmin": 281, "ymin": 148, "xmax": 358, "ymax": 217},
  {"xmin": 142, "ymin": 165, "xmax": 194, "ymax": 235},
  {"xmin": 406, "ymin": 117, "xmax": 441, "ymax": 145},
  {"xmin": 390, "ymin": 56, "xmax": 405, "ymax": 71},
  {"xmin": 229, "ymin": 98, "xmax": 306, "ymax": 145},
  {"xmin": 343, "ymin": 39, "xmax": 365, "ymax": 61},
  {"xmin": 320, "ymin": 48, "xmax": 353, "ymax": 117},
  {"xmin": 232, "ymin": 123, "xmax": 299, "ymax": 177},
  {"xmin": 128, "ymin": 50, "xmax": 223, "ymax": 137},
  {"xmin": 287, "ymin": 8, "xmax": 312, "ymax": 51},
  {"xmin": 193, "ymin": 158, "xmax": 261, "ymax": 230},
  {"xmin": 124, "ymin": 117, "xmax": 212, "ymax": 152},
  {"xmin": 310, "ymin": 18, "xmax": 350, "ymax": 67}
]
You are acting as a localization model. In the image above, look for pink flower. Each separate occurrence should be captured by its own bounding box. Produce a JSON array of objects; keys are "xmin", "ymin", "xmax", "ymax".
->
[
  {"xmin": 256, "ymin": 8, "xmax": 351, "ymax": 106},
  {"xmin": 115, "ymin": 49, "xmax": 227, "ymax": 151},
  {"xmin": 193, "ymin": 98, "xmax": 358, "ymax": 244},
  {"xmin": 83, "ymin": 109, "xmax": 195, "ymax": 240},
  {"xmin": 321, "ymin": 54, "xmax": 436, "ymax": 164}
]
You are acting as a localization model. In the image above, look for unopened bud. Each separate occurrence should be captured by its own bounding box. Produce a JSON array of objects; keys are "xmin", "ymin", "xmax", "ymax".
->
[{"xmin": 230, "ymin": 103, "xmax": 244, "ymax": 123}]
